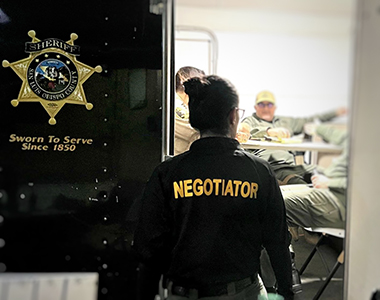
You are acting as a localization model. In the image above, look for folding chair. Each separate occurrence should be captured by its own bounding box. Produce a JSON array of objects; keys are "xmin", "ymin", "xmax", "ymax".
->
[{"xmin": 299, "ymin": 227, "xmax": 345, "ymax": 300}]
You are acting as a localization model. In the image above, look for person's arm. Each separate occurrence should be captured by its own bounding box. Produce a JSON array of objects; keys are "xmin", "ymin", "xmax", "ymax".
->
[
  {"xmin": 328, "ymin": 177, "xmax": 347, "ymax": 189},
  {"xmin": 262, "ymin": 167, "xmax": 294, "ymax": 300},
  {"xmin": 133, "ymin": 165, "xmax": 172, "ymax": 297},
  {"xmin": 174, "ymin": 118, "xmax": 200, "ymax": 154},
  {"xmin": 316, "ymin": 124, "xmax": 347, "ymax": 146},
  {"xmin": 175, "ymin": 118, "xmax": 199, "ymax": 142},
  {"xmin": 242, "ymin": 116, "xmax": 271, "ymax": 138},
  {"xmin": 286, "ymin": 108, "xmax": 345, "ymax": 135},
  {"xmin": 322, "ymin": 153, "xmax": 348, "ymax": 189},
  {"xmin": 267, "ymin": 127, "xmax": 291, "ymax": 139},
  {"xmin": 238, "ymin": 122, "xmax": 291, "ymax": 139},
  {"xmin": 315, "ymin": 124, "xmax": 349, "ymax": 188},
  {"xmin": 135, "ymin": 262, "xmax": 162, "ymax": 300},
  {"xmin": 314, "ymin": 109, "xmax": 343, "ymax": 122}
]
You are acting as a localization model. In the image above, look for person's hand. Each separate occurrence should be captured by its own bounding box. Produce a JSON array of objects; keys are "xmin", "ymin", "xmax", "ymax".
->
[
  {"xmin": 311, "ymin": 174, "xmax": 330, "ymax": 189},
  {"xmin": 236, "ymin": 123, "xmax": 251, "ymax": 143},
  {"xmin": 336, "ymin": 107, "xmax": 348, "ymax": 116},
  {"xmin": 238, "ymin": 123, "xmax": 251, "ymax": 134},
  {"xmin": 236, "ymin": 131, "xmax": 250, "ymax": 143},
  {"xmin": 267, "ymin": 127, "xmax": 291, "ymax": 139},
  {"xmin": 304, "ymin": 123, "xmax": 317, "ymax": 136}
]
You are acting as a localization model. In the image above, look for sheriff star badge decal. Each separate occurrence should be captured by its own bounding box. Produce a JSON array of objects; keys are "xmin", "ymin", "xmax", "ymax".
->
[{"xmin": 2, "ymin": 30, "xmax": 102, "ymax": 125}]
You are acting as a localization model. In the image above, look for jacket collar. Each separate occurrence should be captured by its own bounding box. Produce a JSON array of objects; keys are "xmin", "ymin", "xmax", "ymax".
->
[{"xmin": 190, "ymin": 137, "xmax": 241, "ymax": 153}]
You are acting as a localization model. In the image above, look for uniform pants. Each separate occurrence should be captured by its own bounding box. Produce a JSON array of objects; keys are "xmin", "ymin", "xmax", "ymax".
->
[
  {"xmin": 281, "ymin": 185, "xmax": 345, "ymax": 229},
  {"xmin": 167, "ymin": 275, "xmax": 267, "ymax": 300}
]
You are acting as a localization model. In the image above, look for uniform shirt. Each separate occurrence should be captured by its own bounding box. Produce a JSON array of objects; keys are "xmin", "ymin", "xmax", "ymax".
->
[
  {"xmin": 315, "ymin": 124, "xmax": 348, "ymax": 206},
  {"xmin": 242, "ymin": 111, "xmax": 338, "ymax": 138},
  {"xmin": 133, "ymin": 137, "xmax": 293, "ymax": 298},
  {"xmin": 174, "ymin": 95, "xmax": 200, "ymax": 155},
  {"xmin": 241, "ymin": 111, "xmax": 338, "ymax": 176}
]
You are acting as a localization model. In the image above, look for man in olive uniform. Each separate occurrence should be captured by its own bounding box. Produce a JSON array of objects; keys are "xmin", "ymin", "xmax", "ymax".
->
[
  {"xmin": 240, "ymin": 90, "xmax": 347, "ymax": 185},
  {"xmin": 282, "ymin": 124, "xmax": 348, "ymax": 232}
]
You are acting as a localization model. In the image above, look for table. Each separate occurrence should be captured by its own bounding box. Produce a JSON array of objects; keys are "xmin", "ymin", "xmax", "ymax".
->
[
  {"xmin": 241, "ymin": 140, "xmax": 343, "ymax": 154},
  {"xmin": 241, "ymin": 139, "xmax": 343, "ymax": 165}
]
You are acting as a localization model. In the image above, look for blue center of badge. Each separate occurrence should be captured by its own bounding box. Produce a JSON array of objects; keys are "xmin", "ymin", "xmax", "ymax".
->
[{"xmin": 28, "ymin": 52, "xmax": 78, "ymax": 101}]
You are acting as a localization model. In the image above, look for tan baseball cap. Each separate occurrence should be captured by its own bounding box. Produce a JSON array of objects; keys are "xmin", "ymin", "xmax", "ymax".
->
[{"xmin": 256, "ymin": 91, "xmax": 276, "ymax": 104}]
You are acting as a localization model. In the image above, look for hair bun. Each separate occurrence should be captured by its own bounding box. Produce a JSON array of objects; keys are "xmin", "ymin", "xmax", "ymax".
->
[{"xmin": 184, "ymin": 77, "xmax": 209, "ymax": 99}]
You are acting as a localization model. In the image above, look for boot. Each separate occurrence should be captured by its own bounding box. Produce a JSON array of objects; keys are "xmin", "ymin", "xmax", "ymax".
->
[{"xmin": 290, "ymin": 245, "xmax": 302, "ymax": 294}]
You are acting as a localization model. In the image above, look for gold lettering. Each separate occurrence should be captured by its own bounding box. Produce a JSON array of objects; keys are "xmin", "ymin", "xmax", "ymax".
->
[
  {"xmin": 184, "ymin": 179, "xmax": 193, "ymax": 197},
  {"xmin": 213, "ymin": 179, "xmax": 221, "ymax": 196},
  {"xmin": 204, "ymin": 179, "xmax": 213, "ymax": 196},
  {"xmin": 224, "ymin": 180, "xmax": 234, "ymax": 196},
  {"xmin": 63, "ymin": 136, "xmax": 94, "ymax": 144},
  {"xmin": 173, "ymin": 181, "xmax": 184, "ymax": 199},
  {"xmin": 250, "ymin": 183, "xmax": 258, "ymax": 199},
  {"xmin": 9, "ymin": 134, "xmax": 44, "ymax": 143},
  {"xmin": 233, "ymin": 180, "xmax": 242, "ymax": 197},
  {"xmin": 193, "ymin": 179, "xmax": 203, "ymax": 196},
  {"xmin": 9, "ymin": 134, "xmax": 16, "ymax": 142},
  {"xmin": 241, "ymin": 182, "xmax": 250, "ymax": 198},
  {"xmin": 173, "ymin": 178, "xmax": 258, "ymax": 199}
]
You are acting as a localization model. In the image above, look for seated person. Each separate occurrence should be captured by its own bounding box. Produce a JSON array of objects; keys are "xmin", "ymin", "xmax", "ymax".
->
[
  {"xmin": 240, "ymin": 90, "xmax": 346, "ymax": 139},
  {"xmin": 260, "ymin": 124, "xmax": 347, "ymax": 293},
  {"xmin": 174, "ymin": 66, "xmax": 205, "ymax": 155},
  {"xmin": 281, "ymin": 124, "xmax": 348, "ymax": 239},
  {"xmin": 239, "ymin": 90, "xmax": 347, "ymax": 185}
]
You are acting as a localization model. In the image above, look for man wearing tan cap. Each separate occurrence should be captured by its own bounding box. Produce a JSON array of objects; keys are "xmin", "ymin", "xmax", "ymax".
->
[
  {"xmin": 239, "ymin": 90, "xmax": 347, "ymax": 185},
  {"xmin": 240, "ymin": 90, "xmax": 346, "ymax": 140}
]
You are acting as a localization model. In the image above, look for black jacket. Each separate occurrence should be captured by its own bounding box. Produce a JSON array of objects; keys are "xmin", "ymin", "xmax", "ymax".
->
[{"xmin": 133, "ymin": 137, "xmax": 293, "ymax": 298}]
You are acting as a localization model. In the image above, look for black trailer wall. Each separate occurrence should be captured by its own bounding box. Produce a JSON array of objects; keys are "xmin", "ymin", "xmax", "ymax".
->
[{"xmin": 0, "ymin": 1, "xmax": 163, "ymax": 299}]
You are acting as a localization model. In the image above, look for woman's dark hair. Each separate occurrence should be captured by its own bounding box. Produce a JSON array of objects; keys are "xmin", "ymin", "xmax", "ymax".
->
[
  {"xmin": 175, "ymin": 66, "xmax": 205, "ymax": 93},
  {"xmin": 184, "ymin": 75, "xmax": 239, "ymax": 135}
]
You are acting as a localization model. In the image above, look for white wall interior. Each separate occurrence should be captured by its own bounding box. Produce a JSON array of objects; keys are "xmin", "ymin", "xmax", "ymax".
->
[
  {"xmin": 175, "ymin": 1, "xmax": 355, "ymax": 119},
  {"xmin": 175, "ymin": 30, "xmax": 215, "ymax": 75}
]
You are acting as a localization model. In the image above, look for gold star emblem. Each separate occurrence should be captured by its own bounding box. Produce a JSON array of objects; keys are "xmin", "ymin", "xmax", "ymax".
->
[{"xmin": 2, "ymin": 30, "xmax": 102, "ymax": 125}]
